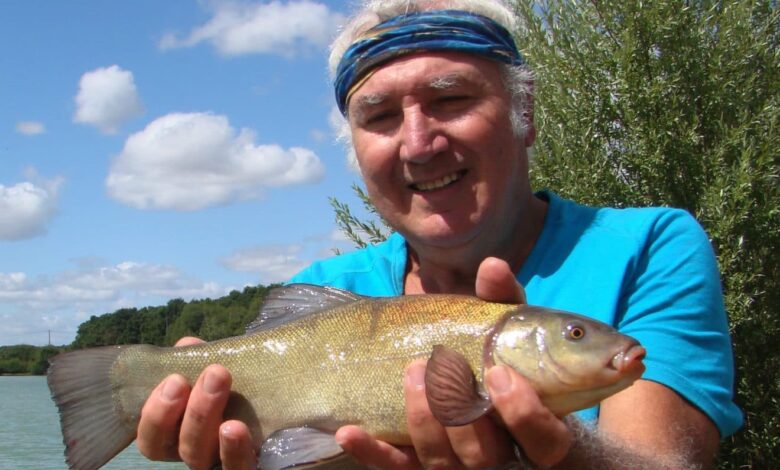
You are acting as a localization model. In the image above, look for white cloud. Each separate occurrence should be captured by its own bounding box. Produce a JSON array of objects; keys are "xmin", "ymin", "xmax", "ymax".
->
[
  {"xmin": 310, "ymin": 128, "xmax": 327, "ymax": 143},
  {"xmin": 73, "ymin": 65, "xmax": 143, "ymax": 134},
  {"xmin": 220, "ymin": 244, "xmax": 307, "ymax": 283},
  {"xmin": 328, "ymin": 105, "xmax": 360, "ymax": 172},
  {"xmin": 0, "ymin": 261, "xmax": 228, "ymax": 346},
  {"xmin": 0, "ymin": 176, "xmax": 63, "ymax": 240},
  {"xmin": 330, "ymin": 228, "xmax": 350, "ymax": 243},
  {"xmin": 159, "ymin": 0, "xmax": 345, "ymax": 57},
  {"xmin": 106, "ymin": 112, "xmax": 325, "ymax": 210},
  {"xmin": 15, "ymin": 121, "xmax": 45, "ymax": 135}
]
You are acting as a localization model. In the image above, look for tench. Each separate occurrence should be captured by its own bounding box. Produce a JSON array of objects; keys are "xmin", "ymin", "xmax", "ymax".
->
[{"xmin": 48, "ymin": 284, "xmax": 645, "ymax": 470}]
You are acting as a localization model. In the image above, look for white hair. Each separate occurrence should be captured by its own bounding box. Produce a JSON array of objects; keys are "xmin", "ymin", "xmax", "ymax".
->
[{"xmin": 329, "ymin": 0, "xmax": 534, "ymax": 161}]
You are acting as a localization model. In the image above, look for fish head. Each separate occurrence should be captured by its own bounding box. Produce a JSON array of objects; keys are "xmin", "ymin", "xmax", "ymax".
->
[{"xmin": 490, "ymin": 306, "xmax": 645, "ymax": 416}]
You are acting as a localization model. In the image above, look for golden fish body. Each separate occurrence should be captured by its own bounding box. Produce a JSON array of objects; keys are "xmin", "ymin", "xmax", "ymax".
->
[
  {"xmin": 114, "ymin": 294, "xmax": 507, "ymax": 444},
  {"xmin": 48, "ymin": 285, "xmax": 645, "ymax": 470}
]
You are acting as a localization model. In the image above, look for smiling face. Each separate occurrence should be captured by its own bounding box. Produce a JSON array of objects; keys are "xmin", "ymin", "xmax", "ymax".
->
[{"xmin": 347, "ymin": 52, "xmax": 535, "ymax": 254}]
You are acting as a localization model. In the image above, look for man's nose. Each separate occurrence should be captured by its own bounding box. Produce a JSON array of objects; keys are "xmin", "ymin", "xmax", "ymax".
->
[{"xmin": 399, "ymin": 107, "xmax": 448, "ymax": 163}]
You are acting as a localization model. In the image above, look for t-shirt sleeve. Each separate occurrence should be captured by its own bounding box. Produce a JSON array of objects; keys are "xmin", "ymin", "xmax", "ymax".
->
[
  {"xmin": 285, "ymin": 233, "xmax": 406, "ymax": 296},
  {"xmin": 618, "ymin": 209, "xmax": 742, "ymax": 437}
]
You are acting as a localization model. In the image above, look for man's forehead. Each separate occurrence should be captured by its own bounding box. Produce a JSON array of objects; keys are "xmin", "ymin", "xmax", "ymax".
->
[
  {"xmin": 349, "ymin": 76, "xmax": 468, "ymax": 116},
  {"xmin": 349, "ymin": 54, "xmax": 497, "ymax": 104}
]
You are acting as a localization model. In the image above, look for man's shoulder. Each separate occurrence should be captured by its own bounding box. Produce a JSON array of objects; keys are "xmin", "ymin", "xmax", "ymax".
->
[
  {"xmin": 548, "ymin": 192, "xmax": 701, "ymax": 243},
  {"xmin": 288, "ymin": 232, "xmax": 406, "ymax": 296}
]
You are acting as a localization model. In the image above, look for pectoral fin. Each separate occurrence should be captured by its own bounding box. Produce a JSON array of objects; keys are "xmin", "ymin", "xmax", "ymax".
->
[
  {"xmin": 259, "ymin": 427, "xmax": 352, "ymax": 470},
  {"xmin": 425, "ymin": 345, "xmax": 493, "ymax": 426}
]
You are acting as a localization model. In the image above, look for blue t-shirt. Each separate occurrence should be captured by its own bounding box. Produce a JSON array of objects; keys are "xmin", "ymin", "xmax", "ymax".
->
[{"xmin": 290, "ymin": 191, "xmax": 743, "ymax": 437}]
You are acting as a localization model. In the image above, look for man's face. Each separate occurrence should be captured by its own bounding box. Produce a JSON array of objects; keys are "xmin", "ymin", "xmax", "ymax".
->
[{"xmin": 347, "ymin": 52, "xmax": 533, "ymax": 251}]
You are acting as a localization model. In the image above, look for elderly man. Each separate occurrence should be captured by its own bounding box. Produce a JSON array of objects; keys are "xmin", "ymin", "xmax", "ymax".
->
[{"xmin": 137, "ymin": 0, "xmax": 742, "ymax": 468}]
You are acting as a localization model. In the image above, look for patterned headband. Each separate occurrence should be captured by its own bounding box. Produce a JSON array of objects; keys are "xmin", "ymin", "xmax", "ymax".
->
[{"xmin": 334, "ymin": 9, "xmax": 524, "ymax": 115}]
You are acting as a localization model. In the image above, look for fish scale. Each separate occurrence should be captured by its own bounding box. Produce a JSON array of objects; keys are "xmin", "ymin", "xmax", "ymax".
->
[{"xmin": 48, "ymin": 284, "xmax": 645, "ymax": 470}]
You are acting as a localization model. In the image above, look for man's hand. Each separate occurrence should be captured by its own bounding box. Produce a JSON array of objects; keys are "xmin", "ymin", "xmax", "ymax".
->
[
  {"xmin": 136, "ymin": 337, "xmax": 256, "ymax": 470},
  {"xmin": 337, "ymin": 257, "xmax": 573, "ymax": 469}
]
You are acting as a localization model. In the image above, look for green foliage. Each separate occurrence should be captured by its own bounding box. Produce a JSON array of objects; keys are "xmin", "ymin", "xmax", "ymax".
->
[
  {"xmin": 330, "ymin": 183, "xmax": 392, "ymax": 251},
  {"xmin": 31, "ymin": 346, "xmax": 62, "ymax": 374},
  {"xmin": 511, "ymin": 0, "xmax": 779, "ymax": 466},
  {"xmin": 72, "ymin": 285, "xmax": 272, "ymax": 348},
  {"xmin": 0, "ymin": 345, "xmax": 65, "ymax": 375}
]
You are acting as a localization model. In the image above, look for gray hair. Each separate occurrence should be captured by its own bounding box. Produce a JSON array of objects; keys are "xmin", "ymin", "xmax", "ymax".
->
[{"xmin": 330, "ymin": 0, "xmax": 534, "ymax": 165}]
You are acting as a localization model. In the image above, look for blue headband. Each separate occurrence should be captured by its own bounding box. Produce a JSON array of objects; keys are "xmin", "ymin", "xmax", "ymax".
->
[{"xmin": 334, "ymin": 9, "xmax": 524, "ymax": 115}]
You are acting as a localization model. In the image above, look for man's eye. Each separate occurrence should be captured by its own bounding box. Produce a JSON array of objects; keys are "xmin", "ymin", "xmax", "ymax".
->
[
  {"xmin": 434, "ymin": 95, "xmax": 474, "ymax": 112},
  {"xmin": 364, "ymin": 111, "xmax": 396, "ymax": 125},
  {"xmin": 438, "ymin": 95, "xmax": 471, "ymax": 104}
]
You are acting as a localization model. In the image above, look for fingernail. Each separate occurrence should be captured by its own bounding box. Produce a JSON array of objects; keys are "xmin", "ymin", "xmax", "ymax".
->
[
  {"xmin": 203, "ymin": 368, "xmax": 225, "ymax": 394},
  {"xmin": 161, "ymin": 376, "xmax": 184, "ymax": 401},
  {"xmin": 405, "ymin": 362, "xmax": 426, "ymax": 390},
  {"xmin": 487, "ymin": 365, "xmax": 511, "ymax": 394},
  {"xmin": 220, "ymin": 423, "xmax": 234, "ymax": 445}
]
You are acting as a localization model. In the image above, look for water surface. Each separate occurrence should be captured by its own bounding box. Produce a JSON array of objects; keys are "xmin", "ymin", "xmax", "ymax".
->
[{"xmin": 0, "ymin": 376, "xmax": 185, "ymax": 469}]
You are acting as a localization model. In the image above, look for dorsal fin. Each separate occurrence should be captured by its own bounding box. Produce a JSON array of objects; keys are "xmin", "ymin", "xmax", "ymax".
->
[{"xmin": 245, "ymin": 283, "xmax": 365, "ymax": 334}]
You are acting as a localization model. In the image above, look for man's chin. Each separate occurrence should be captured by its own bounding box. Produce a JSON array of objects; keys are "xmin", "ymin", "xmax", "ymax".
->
[{"xmin": 403, "ymin": 225, "xmax": 479, "ymax": 251}]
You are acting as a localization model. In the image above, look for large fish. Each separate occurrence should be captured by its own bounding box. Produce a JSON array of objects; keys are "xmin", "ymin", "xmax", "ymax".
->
[{"xmin": 48, "ymin": 284, "xmax": 645, "ymax": 470}]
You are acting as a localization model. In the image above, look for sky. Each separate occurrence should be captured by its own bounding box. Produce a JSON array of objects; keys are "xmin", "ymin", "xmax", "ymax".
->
[{"xmin": 0, "ymin": 0, "xmax": 370, "ymax": 346}]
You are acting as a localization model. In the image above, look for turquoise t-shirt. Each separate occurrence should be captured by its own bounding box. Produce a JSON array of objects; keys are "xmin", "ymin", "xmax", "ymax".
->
[{"xmin": 289, "ymin": 192, "xmax": 743, "ymax": 437}]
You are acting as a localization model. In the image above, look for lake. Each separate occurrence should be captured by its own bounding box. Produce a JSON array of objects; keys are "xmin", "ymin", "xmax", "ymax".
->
[{"xmin": 0, "ymin": 376, "xmax": 185, "ymax": 469}]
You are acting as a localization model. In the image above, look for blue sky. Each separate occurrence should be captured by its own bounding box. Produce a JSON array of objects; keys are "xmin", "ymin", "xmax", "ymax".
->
[{"xmin": 0, "ymin": 0, "xmax": 368, "ymax": 346}]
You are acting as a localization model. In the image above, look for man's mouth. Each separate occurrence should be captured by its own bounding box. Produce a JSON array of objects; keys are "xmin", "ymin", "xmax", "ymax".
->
[{"xmin": 410, "ymin": 170, "xmax": 467, "ymax": 192}]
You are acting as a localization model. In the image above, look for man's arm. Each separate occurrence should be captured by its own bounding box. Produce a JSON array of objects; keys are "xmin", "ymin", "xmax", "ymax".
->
[{"xmin": 556, "ymin": 379, "xmax": 720, "ymax": 469}]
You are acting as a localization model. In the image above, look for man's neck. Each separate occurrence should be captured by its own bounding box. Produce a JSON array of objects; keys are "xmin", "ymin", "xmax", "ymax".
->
[{"xmin": 403, "ymin": 194, "xmax": 548, "ymax": 295}]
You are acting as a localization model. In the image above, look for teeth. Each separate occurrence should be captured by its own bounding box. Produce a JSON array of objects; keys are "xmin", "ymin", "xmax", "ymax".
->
[{"xmin": 414, "ymin": 172, "xmax": 461, "ymax": 191}]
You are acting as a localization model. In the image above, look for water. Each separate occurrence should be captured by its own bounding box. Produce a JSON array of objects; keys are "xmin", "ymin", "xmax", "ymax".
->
[{"xmin": 0, "ymin": 376, "xmax": 185, "ymax": 469}]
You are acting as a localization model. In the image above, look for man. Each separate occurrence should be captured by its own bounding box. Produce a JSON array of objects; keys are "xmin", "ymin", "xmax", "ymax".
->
[{"xmin": 137, "ymin": 1, "xmax": 742, "ymax": 468}]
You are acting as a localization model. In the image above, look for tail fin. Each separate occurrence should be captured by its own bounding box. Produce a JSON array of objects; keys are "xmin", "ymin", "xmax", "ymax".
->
[{"xmin": 47, "ymin": 346, "xmax": 138, "ymax": 470}]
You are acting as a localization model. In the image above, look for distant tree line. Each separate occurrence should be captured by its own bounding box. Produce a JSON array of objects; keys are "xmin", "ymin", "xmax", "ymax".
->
[
  {"xmin": 0, "ymin": 345, "xmax": 62, "ymax": 375},
  {"xmin": 0, "ymin": 285, "xmax": 274, "ymax": 375},
  {"xmin": 73, "ymin": 285, "xmax": 274, "ymax": 347}
]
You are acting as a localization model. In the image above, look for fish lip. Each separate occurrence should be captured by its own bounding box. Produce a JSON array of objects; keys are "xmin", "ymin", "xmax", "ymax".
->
[
  {"xmin": 408, "ymin": 169, "xmax": 468, "ymax": 192},
  {"xmin": 609, "ymin": 344, "xmax": 646, "ymax": 377}
]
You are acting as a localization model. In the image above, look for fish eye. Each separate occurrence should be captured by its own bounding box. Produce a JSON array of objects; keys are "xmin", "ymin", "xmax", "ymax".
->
[{"xmin": 565, "ymin": 323, "xmax": 586, "ymax": 341}]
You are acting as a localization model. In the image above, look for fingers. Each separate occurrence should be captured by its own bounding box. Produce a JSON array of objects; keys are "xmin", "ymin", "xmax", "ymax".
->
[
  {"xmin": 137, "ymin": 374, "xmax": 191, "ymax": 461},
  {"xmin": 336, "ymin": 425, "xmax": 419, "ymax": 470},
  {"xmin": 219, "ymin": 420, "xmax": 256, "ymax": 470},
  {"xmin": 137, "ymin": 336, "xmax": 204, "ymax": 462},
  {"xmin": 178, "ymin": 364, "xmax": 234, "ymax": 470},
  {"xmin": 444, "ymin": 416, "xmax": 516, "ymax": 468},
  {"xmin": 486, "ymin": 365, "xmax": 572, "ymax": 468},
  {"xmin": 137, "ymin": 337, "xmax": 248, "ymax": 469},
  {"xmin": 405, "ymin": 361, "xmax": 515, "ymax": 469},
  {"xmin": 475, "ymin": 257, "xmax": 526, "ymax": 304},
  {"xmin": 404, "ymin": 361, "xmax": 459, "ymax": 469},
  {"xmin": 175, "ymin": 336, "xmax": 206, "ymax": 347},
  {"xmin": 476, "ymin": 258, "xmax": 570, "ymax": 467}
]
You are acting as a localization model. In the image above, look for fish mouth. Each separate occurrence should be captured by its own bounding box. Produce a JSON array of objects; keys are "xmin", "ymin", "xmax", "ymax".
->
[
  {"xmin": 410, "ymin": 170, "xmax": 467, "ymax": 192},
  {"xmin": 608, "ymin": 344, "xmax": 646, "ymax": 378}
]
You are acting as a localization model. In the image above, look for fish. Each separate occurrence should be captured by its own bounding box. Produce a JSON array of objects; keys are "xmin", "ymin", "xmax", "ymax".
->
[{"xmin": 47, "ymin": 284, "xmax": 646, "ymax": 470}]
